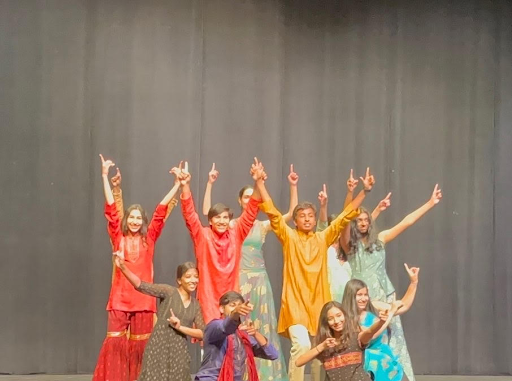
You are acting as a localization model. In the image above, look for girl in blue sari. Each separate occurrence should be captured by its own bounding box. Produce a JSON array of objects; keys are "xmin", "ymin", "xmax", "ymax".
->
[{"xmin": 341, "ymin": 264, "xmax": 420, "ymax": 381}]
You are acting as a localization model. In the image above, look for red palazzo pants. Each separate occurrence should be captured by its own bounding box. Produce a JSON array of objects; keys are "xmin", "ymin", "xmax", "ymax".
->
[{"xmin": 92, "ymin": 310, "xmax": 153, "ymax": 381}]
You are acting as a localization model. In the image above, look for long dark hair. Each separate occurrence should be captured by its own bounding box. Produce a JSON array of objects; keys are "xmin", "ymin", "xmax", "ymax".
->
[
  {"xmin": 341, "ymin": 279, "xmax": 383, "ymax": 335},
  {"xmin": 347, "ymin": 207, "xmax": 383, "ymax": 255},
  {"xmin": 314, "ymin": 301, "xmax": 358, "ymax": 353},
  {"xmin": 327, "ymin": 213, "xmax": 347, "ymax": 262},
  {"xmin": 121, "ymin": 204, "xmax": 149, "ymax": 245}
]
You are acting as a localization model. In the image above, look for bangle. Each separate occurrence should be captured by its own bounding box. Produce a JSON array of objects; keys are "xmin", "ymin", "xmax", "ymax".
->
[
  {"xmin": 364, "ymin": 188, "xmax": 371, "ymax": 193},
  {"xmin": 315, "ymin": 346, "xmax": 321, "ymax": 353}
]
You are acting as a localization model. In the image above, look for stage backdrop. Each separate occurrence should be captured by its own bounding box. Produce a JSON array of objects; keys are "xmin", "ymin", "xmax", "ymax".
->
[{"xmin": 0, "ymin": 0, "xmax": 511, "ymax": 375}]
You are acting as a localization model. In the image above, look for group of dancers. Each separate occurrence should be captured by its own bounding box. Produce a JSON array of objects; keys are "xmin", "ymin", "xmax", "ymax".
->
[{"xmin": 93, "ymin": 154, "xmax": 442, "ymax": 381}]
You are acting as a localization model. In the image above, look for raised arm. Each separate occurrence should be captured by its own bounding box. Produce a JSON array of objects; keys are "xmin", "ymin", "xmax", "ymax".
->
[
  {"xmin": 164, "ymin": 198, "xmax": 178, "ymax": 221},
  {"xmin": 321, "ymin": 168, "xmax": 375, "ymax": 246},
  {"xmin": 371, "ymin": 192, "xmax": 391, "ymax": 221},
  {"xmin": 395, "ymin": 264, "xmax": 420, "ymax": 315},
  {"xmin": 145, "ymin": 168, "xmax": 182, "ymax": 242},
  {"xmin": 178, "ymin": 162, "xmax": 205, "ymax": 248},
  {"xmin": 378, "ymin": 184, "xmax": 443, "ymax": 245},
  {"xmin": 256, "ymin": 171, "xmax": 291, "ymax": 243},
  {"xmin": 359, "ymin": 303, "xmax": 400, "ymax": 345},
  {"xmin": 317, "ymin": 183, "xmax": 328, "ymax": 232},
  {"xmin": 344, "ymin": 169, "xmax": 359, "ymax": 208},
  {"xmin": 202, "ymin": 163, "xmax": 219, "ymax": 216},
  {"xmin": 234, "ymin": 158, "xmax": 264, "ymax": 238},
  {"xmin": 111, "ymin": 168, "xmax": 124, "ymax": 219},
  {"xmin": 295, "ymin": 337, "xmax": 337, "ymax": 367},
  {"xmin": 282, "ymin": 164, "xmax": 299, "ymax": 222},
  {"xmin": 100, "ymin": 154, "xmax": 115, "ymax": 205},
  {"xmin": 159, "ymin": 166, "xmax": 182, "ymax": 206}
]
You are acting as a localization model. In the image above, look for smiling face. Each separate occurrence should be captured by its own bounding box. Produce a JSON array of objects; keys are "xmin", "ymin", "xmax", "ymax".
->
[
  {"xmin": 238, "ymin": 187, "xmax": 254, "ymax": 211},
  {"xmin": 127, "ymin": 209, "xmax": 143, "ymax": 234},
  {"xmin": 294, "ymin": 207, "xmax": 317, "ymax": 233},
  {"xmin": 327, "ymin": 306, "xmax": 346, "ymax": 333},
  {"xmin": 177, "ymin": 268, "xmax": 199, "ymax": 294},
  {"xmin": 355, "ymin": 287, "xmax": 369, "ymax": 311},
  {"xmin": 209, "ymin": 211, "xmax": 231, "ymax": 234}
]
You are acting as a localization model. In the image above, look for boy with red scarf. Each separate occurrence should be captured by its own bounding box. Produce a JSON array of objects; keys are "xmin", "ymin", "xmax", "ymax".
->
[{"xmin": 195, "ymin": 291, "xmax": 278, "ymax": 381}]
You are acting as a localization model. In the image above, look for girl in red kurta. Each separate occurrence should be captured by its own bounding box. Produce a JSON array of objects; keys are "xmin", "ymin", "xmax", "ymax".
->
[
  {"xmin": 177, "ymin": 159, "xmax": 264, "ymax": 324},
  {"xmin": 93, "ymin": 155, "xmax": 181, "ymax": 381}
]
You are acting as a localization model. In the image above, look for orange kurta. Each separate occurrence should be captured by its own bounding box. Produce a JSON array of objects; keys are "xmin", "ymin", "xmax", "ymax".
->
[{"xmin": 259, "ymin": 199, "xmax": 359, "ymax": 337}]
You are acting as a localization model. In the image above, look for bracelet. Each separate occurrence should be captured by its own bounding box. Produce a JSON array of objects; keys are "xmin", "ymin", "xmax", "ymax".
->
[
  {"xmin": 316, "ymin": 346, "xmax": 321, "ymax": 353},
  {"xmin": 364, "ymin": 188, "xmax": 371, "ymax": 193}
]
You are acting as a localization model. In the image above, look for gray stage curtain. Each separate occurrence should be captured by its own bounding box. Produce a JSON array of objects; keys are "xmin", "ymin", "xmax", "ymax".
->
[{"xmin": 0, "ymin": 0, "xmax": 511, "ymax": 375}]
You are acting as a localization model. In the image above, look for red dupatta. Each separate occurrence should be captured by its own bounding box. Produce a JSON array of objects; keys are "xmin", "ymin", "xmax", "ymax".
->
[{"xmin": 218, "ymin": 329, "xmax": 258, "ymax": 381}]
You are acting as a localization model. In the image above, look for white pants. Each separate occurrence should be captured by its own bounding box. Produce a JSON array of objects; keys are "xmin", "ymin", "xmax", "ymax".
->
[{"xmin": 288, "ymin": 324, "xmax": 325, "ymax": 381}]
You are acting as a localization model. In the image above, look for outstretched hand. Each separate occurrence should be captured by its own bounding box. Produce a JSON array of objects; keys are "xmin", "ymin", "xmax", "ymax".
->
[
  {"xmin": 429, "ymin": 184, "xmax": 442, "ymax": 206},
  {"xmin": 113, "ymin": 251, "xmax": 125, "ymax": 269},
  {"xmin": 239, "ymin": 319, "xmax": 257, "ymax": 336},
  {"xmin": 404, "ymin": 263, "xmax": 420, "ymax": 284},
  {"xmin": 360, "ymin": 167, "xmax": 375, "ymax": 191},
  {"xmin": 319, "ymin": 337, "xmax": 337, "ymax": 352},
  {"xmin": 111, "ymin": 168, "xmax": 122, "ymax": 187},
  {"xmin": 232, "ymin": 300, "xmax": 254, "ymax": 318},
  {"xmin": 250, "ymin": 157, "xmax": 265, "ymax": 182},
  {"xmin": 167, "ymin": 308, "xmax": 181, "ymax": 329},
  {"xmin": 288, "ymin": 164, "xmax": 299, "ymax": 185},
  {"xmin": 99, "ymin": 154, "xmax": 115, "ymax": 176},
  {"xmin": 378, "ymin": 309, "xmax": 389, "ymax": 322},
  {"xmin": 318, "ymin": 183, "xmax": 328, "ymax": 206},
  {"xmin": 347, "ymin": 169, "xmax": 359, "ymax": 192},
  {"xmin": 171, "ymin": 161, "xmax": 191, "ymax": 186},
  {"xmin": 208, "ymin": 163, "xmax": 219, "ymax": 184},
  {"xmin": 377, "ymin": 192, "xmax": 392, "ymax": 211}
]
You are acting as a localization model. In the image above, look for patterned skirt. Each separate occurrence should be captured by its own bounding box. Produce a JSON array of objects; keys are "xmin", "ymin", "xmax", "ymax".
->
[{"xmin": 239, "ymin": 268, "xmax": 289, "ymax": 381}]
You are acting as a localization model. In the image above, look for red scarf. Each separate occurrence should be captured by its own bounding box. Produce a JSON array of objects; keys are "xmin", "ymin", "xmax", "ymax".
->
[{"xmin": 218, "ymin": 329, "xmax": 258, "ymax": 381}]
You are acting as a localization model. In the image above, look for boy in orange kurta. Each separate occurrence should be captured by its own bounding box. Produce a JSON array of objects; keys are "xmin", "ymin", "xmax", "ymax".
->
[{"xmin": 255, "ymin": 171, "xmax": 374, "ymax": 381}]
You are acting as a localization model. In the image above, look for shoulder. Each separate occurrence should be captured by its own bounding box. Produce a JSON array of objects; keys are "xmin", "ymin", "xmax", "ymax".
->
[
  {"xmin": 205, "ymin": 318, "xmax": 224, "ymax": 332},
  {"xmin": 363, "ymin": 311, "xmax": 378, "ymax": 324}
]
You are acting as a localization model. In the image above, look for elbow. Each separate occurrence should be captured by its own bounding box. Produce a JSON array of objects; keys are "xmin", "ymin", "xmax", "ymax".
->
[
  {"xmin": 196, "ymin": 331, "xmax": 204, "ymax": 340},
  {"xmin": 295, "ymin": 358, "xmax": 305, "ymax": 368},
  {"xmin": 397, "ymin": 303, "xmax": 411, "ymax": 315}
]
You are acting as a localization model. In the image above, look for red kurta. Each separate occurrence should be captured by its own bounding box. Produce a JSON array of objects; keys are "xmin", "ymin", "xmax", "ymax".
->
[
  {"xmin": 181, "ymin": 193, "xmax": 260, "ymax": 323},
  {"xmin": 104, "ymin": 202, "xmax": 168, "ymax": 312}
]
